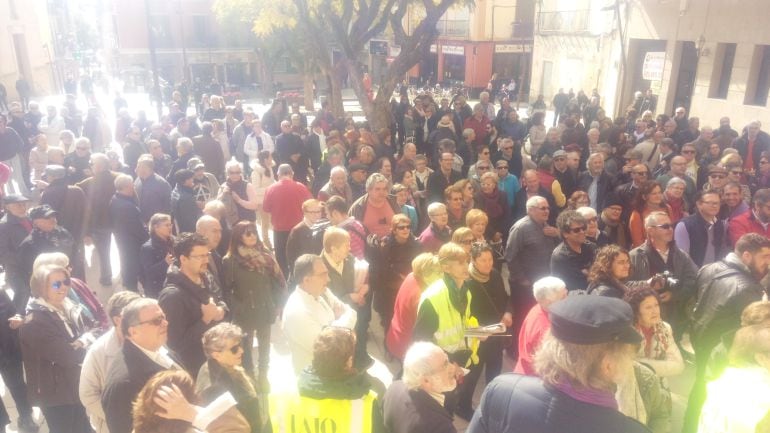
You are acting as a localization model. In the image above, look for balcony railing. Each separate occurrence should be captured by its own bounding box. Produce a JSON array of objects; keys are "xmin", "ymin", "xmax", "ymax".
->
[
  {"xmin": 436, "ymin": 19, "xmax": 470, "ymax": 38},
  {"xmin": 537, "ymin": 10, "xmax": 590, "ymax": 33}
]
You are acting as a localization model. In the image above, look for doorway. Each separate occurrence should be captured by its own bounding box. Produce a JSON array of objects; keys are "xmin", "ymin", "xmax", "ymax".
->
[{"xmin": 673, "ymin": 41, "xmax": 697, "ymax": 113}]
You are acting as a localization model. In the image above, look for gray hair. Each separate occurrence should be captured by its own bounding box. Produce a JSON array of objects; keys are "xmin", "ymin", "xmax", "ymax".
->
[
  {"xmin": 74, "ymin": 137, "xmax": 91, "ymax": 150},
  {"xmin": 114, "ymin": 173, "xmax": 134, "ymax": 191},
  {"xmin": 33, "ymin": 251, "xmax": 69, "ymax": 269},
  {"xmin": 644, "ymin": 211, "xmax": 670, "ymax": 228},
  {"xmin": 195, "ymin": 214, "xmax": 220, "ymax": 232},
  {"xmin": 462, "ymin": 128, "xmax": 475, "ymax": 139},
  {"xmin": 294, "ymin": 254, "xmax": 322, "ymax": 284},
  {"xmin": 225, "ymin": 159, "xmax": 242, "ymax": 173},
  {"xmin": 120, "ymin": 298, "xmax": 160, "ymax": 336},
  {"xmin": 177, "ymin": 137, "xmax": 193, "ymax": 152},
  {"xmin": 533, "ymin": 276, "xmax": 567, "ymax": 303},
  {"xmin": 427, "ymin": 202, "xmax": 447, "ymax": 216},
  {"xmin": 666, "ymin": 177, "xmax": 686, "ymax": 189},
  {"xmin": 575, "ymin": 206, "xmax": 597, "ymax": 220},
  {"xmin": 277, "ymin": 163, "xmax": 294, "ymax": 177},
  {"xmin": 202, "ymin": 322, "xmax": 244, "ymax": 357},
  {"xmin": 330, "ymin": 165, "xmax": 348, "ymax": 178},
  {"xmin": 402, "ymin": 342, "xmax": 446, "ymax": 389},
  {"xmin": 525, "ymin": 195, "xmax": 546, "ymax": 210},
  {"xmin": 365, "ymin": 172, "xmax": 389, "ymax": 191},
  {"xmin": 585, "ymin": 152, "xmax": 603, "ymax": 169},
  {"xmin": 30, "ymin": 264, "xmax": 69, "ymax": 298}
]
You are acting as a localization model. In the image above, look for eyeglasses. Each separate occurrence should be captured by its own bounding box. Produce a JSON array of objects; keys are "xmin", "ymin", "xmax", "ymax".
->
[
  {"xmin": 652, "ymin": 223, "xmax": 674, "ymax": 230},
  {"xmin": 51, "ymin": 277, "xmax": 72, "ymax": 290},
  {"xmin": 137, "ymin": 314, "xmax": 167, "ymax": 327},
  {"xmin": 188, "ymin": 253, "xmax": 209, "ymax": 261},
  {"xmin": 709, "ymin": 174, "xmax": 726, "ymax": 179},
  {"xmin": 567, "ymin": 225, "xmax": 587, "ymax": 234},
  {"xmin": 395, "ymin": 225, "xmax": 411, "ymax": 231},
  {"xmin": 534, "ymin": 206, "xmax": 549, "ymax": 211},
  {"xmin": 225, "ymin": 343, "xmax": 242, "ymax": 354},
  {"xmin": 496, "ymin": 166, "xmax": 509, "ymax": 170}
]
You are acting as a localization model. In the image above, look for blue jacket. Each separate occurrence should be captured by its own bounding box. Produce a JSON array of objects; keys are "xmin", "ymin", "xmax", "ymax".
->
[{"xmin": 467, "ymin": 374, "xmax": 650, "ymax": 433}]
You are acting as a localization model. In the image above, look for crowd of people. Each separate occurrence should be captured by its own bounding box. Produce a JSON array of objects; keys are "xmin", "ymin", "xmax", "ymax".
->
[{"xmin": 1, "ymin": 79, "xmax": 770, "ymax": 433}]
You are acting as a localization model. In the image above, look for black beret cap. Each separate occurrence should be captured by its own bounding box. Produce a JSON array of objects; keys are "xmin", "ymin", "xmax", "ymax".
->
[
  {"xmin": 28, "ymin": 205, "xmax": 57, "ymax": 220},
  {"xmin": 548, "ymin": 295, "xmax": 642, "ymax": 345}
]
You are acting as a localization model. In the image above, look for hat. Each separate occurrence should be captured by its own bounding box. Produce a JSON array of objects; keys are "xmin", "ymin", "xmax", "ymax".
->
[
  {"xmin": 28, "ymin": 205, "xmax": 57, "ymax": 220},
  {"xmin": 552, "ymin": 150, "xmax": 567, "ymax": 159},
  {"xmin": 349, "ymin": 163, "xmax": 368, "ymax": 173},
  {"xmin": 43, "ymin": 165, "xmax": 66, "ymax": 180},
  {"xmin": 187, "ymin": 158, "xmax": 205, "ymax": 171},
  {"xmin": 708, "ymin": 164, "xmax": 728, "ymax": 175},
  {"xmin": 548, "ymin": 295, "xmax": 642, "ymax": 345},
  {"xmin": 604, "ymin": 193, "xmax": 624, "ymax": 209},
  {"xmin": 3, "ymin": 194, "xmax": 30, "ymax": 204},
  {"xmin": 624, "ymin": 149, "xmax": 643, "ymax": 160}
]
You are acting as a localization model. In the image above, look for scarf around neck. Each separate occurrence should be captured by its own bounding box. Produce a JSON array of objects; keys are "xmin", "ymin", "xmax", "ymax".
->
[
  {"xmin": 236, "ymin": 246, "xmax": 282, "ymax": 279},
  {"xmin": 469, "ymin": 262, "xmax": 490, "ymax": 283},
  {"xmin": 480, "ymin": 189, "xmax": 504, "ymax": 218}
]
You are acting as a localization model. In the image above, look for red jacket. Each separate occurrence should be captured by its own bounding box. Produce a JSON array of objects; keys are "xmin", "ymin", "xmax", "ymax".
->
[
  {"xmin": 262, "ymin": 178, "xmax": 312, "ymax": 231},
  {"xmin": 386, "ymin": 273, "xmax": 422, "ymax": 360},
  {"xmin": 728, "ymin": 209, "xmax": 770, "ymax": 246},
  {"xmin": 514, "ymin": 304, "xmax": 551, "ymax": 376}
]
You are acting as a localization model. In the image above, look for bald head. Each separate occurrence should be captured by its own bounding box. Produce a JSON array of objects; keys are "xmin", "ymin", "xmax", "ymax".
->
[{"xmin": 195, "ymin": 215, "xmax": 222, "ymax": 250}]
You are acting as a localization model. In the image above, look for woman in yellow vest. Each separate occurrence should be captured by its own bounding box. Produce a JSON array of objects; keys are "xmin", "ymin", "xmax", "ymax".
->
[
  {"xmin": 412, "ymin": 242, "xmax": 481, "ymax": 420},
  {"xmin": 270, "ymin": 327, "xmax": 386, "ymax": 433}
]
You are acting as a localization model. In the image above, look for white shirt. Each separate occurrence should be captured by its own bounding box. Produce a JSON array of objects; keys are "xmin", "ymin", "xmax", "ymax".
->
[
  {"xmin": 134, "ymin": 341, "xmax": 182, "ymax": 370},
  {"xmin": 281, "ymin": 287, "xmax": 357, "ymax": 374},
  {"xmin": 244, "ymin": 131, "xmax": 274, "ymax": 162}
]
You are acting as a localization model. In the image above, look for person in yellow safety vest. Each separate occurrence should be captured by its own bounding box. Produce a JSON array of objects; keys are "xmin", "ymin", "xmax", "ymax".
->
[
  {"xmin": 412, "ymin": 242, "xmax": 481, "ymax": 420},
  {"xmin": 270, "ymin": 327, "xmax": 386, "ymax": 433}
]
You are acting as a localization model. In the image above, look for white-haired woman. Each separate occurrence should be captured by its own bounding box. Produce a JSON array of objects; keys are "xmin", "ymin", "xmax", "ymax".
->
[
  {"xmin": 576, "ymin": 206, "xmax": 611, "ymax": 246},
  {"xmin": 219, "ymin": 160, "xmax": 259, "ymax": 225},
  {"xmin": 19, "ymin": 264, "xmax": 100, "ymax": 433}
]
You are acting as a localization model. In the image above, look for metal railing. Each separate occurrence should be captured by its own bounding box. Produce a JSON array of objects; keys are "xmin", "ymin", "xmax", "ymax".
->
[
  {"xmin": 537, "ymin": 9, "xmax": 590, "ymax": 33},
  {"xmin": 436, "ymin": 19, "xmax": 470, "ymax": 38}
]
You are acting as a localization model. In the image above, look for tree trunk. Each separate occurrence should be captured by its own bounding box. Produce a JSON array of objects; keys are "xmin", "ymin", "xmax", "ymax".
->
[
  {"xmin": 303, "ymin": 59, "xmax": 315, "ymax": 112},
  {"xmin": 254, "ymin": 47, "xmax": 275, "ymax": 102}
]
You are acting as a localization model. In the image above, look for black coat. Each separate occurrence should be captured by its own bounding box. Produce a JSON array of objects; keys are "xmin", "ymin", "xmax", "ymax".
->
[
  {"xmin": 577, "ymin": 170, "xmax": 614, "ymax": 213},
  {"xmin": 382, "ymin": 380, "xmax": 456, "ymax": 433},
  {"xmin": 690, "ymin": 256, "xmax": 765, "ymax": 353},
  {"xmin": 171, "ymin": 184, "xmax": 201, "ymax": 234},
  {"xmin": 40, "ymin": 179, "xmax": 87, "ymax": 239},
  {"xmin": 0, "ymin": 213, "xmax": 31, "ymax": 309},
  {"xmin": 159, "ymin": 268, "xmax": 218, "ymax": 375},
  {"xmin": 139, "ymin": 234, "xmax": 174, "ymax": 298},
  {"xmin": 102, "ymin": 341, "xmax": 180, "ymax": 433},
  {"xmin": 466, "ymin": 374, "xmax": 649, "ymax": 433},
  {"xmin": 109, "ymin": 193, "xmax": 149, "ymax": 248}
]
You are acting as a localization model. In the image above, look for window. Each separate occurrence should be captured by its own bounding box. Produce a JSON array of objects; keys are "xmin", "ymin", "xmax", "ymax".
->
[
  {"xmin": 708, "ymin": 43, "xmax": 735, "ymax": 99},
  {"xmin": 745, "ymin": 45, "xmax": 770, "ymax": 106},
  {"xmin": 149, "ymin": 15, "xmax": 172, "ymax": 47}
]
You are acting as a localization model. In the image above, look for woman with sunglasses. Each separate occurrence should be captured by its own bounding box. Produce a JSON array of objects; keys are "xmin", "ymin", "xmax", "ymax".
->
[
  {"xmin": 371, "ymin": 214, "xmax": 420, "ymax": 336},
  {"xmin": 19, "ymin": 264, "xmax": 100, "ymax": 433},
  {"xmin": 222, "ymin": 221, "xmax": 286, "ymax": 389},
  {"xmin": 197, "ymin": 322, "xmax": 265, "ymax": 433},
  {"xmin": 458, "ymin": 243, "xmax": 512, "ymax": 419},
  {"xmin": 629, "ymin": 180, "xmax": 671, "ymax": 248}
]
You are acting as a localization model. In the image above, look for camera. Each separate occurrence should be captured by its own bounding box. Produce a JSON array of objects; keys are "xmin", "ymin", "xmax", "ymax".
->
[{"xmin": 654, "ymin": 270, "xmax": 679, "ymax": 293}]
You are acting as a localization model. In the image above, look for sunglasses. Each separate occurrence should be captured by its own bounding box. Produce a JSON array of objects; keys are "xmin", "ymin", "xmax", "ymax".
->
[
  {"xmin": 51, "ymin": 277, "xmax": 72, "ymax": 290},
  {"xmin": 567, "ymin": 226, "xmax": 587, "ymax": 234},
  {"xmin": 652, "ymin": 223, "xmax": 674, "ymax": 230},
  {"xmin": 138, "ymin": 314, "xmax": 167, "ymax": 327},
  {"xmin": 395, "ymin": 225, "xmax": 411, "ymax": 231}
]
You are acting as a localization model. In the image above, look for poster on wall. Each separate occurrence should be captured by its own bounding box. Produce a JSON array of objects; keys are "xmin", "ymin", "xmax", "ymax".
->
[{"xmin": 642, "ymin": 52, "xmax": 665, "ymax": 81}]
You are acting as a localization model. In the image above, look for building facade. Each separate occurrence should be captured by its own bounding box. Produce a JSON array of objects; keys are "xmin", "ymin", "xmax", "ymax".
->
[
  {"xmin": 108, "ymin": 0, "xmax": 261, "ymax": 92},
  {"xmin": 0, "ymin": 0, "xmax": 58, "ymax": 100},
  {"xmin": 407, "ymin": 0, "xmax": 536, "ymax": 96},
  {"xmin": 530, "ymin": 0, "xmax": 770, "ymax": 129}
]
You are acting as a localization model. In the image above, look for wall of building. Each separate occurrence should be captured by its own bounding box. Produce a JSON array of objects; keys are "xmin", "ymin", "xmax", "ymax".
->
[
  {"xmin": 621, "ymin": 0, "xmax": 770, "ymax": 128},
  {"xmin": 0, "ymin": 0, "xmax": 56, "ymax": 99}
]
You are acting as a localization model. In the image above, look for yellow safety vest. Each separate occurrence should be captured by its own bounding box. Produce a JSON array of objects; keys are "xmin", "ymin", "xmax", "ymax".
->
[
  {"xmin": 270, "ymin": 390, "xmax": 377, "ymax": 433},
  {"xmin": 418, "ymin": 278, "xmax": 480, "ymax": 367}
]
